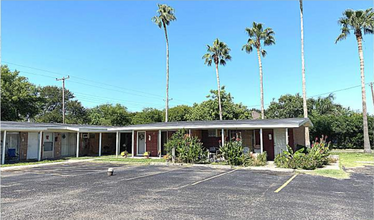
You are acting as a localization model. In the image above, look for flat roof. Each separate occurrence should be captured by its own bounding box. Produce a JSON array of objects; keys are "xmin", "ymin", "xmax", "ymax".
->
[
  {"xmin": 110, "ymin": 118, "xmax": 313, "ymax": 131},
  {"xmin": 1, "ymin": 118, "xmax": 313, "ymax": 132},
  {"xmin": 0, "ymin": 121, "xmax": 118, "ymax": 132}
]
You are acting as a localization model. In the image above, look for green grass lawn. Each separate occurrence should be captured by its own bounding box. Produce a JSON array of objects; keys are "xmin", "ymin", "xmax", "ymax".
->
[
  {"xmin": 1, "ymin": 156, "xmax": 166, "ymax": 167},
  {"xmin": 307, "ymin": 152, "xmax": 373, "ymax": 179},
  {"xmin": 1, "ymin": 159, "xmax": 68, "ymax": 167},
  {"xmin": 93, "ymin": 156, "xmax": 166, "ymax": 163},
  {"xmin": 333, "ymin": 152, "xmax": 374, "ymax": 168},
  {"xmin": 311, "ymin": 169, "xmax": 350, "ymax": 179}
]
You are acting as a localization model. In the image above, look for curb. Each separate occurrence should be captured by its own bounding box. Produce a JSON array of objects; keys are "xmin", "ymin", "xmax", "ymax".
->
[
  {"xmin": 0, "ymin": 159, "xmax": 95, "ymax": 171},
  {"xmin": 149, "ymin": 162, "xmax": 295, "ymax": 172}
]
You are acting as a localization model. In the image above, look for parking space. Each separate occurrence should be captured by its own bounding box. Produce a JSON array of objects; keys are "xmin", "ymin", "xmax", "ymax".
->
[{"xmin": 1, "ymin": 162, "xmax": 373, "ymax": 220}]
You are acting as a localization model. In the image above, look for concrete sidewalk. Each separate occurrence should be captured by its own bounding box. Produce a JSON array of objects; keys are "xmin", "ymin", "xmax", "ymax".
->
[
  {"xmin": 150, "ymin": 161, "xmax": 295, "ymax": 173},
  {"xmin": 1, "ymin": 159, "xmax": 95, "ymax": 171}
]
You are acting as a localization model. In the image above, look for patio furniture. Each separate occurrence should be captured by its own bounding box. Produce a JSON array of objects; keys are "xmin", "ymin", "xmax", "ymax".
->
[{"xmin": 8, "ymin": 149, "xmax": 16, "ymax": 157}]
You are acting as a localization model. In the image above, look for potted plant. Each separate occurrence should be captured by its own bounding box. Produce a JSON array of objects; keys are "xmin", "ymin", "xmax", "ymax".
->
[
  {"xmin": 121, "ymin": 151, "xmax": 128, "ymax": 158},
  {"xmin": 143, "ymin": 151, "xmax": 150, "ymax": 159}
]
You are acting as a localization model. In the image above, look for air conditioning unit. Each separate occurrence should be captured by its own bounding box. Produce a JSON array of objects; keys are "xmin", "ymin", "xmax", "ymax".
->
[{"xmin": 82, "ymin": 133, "xmax": 89, "ymax": 139}]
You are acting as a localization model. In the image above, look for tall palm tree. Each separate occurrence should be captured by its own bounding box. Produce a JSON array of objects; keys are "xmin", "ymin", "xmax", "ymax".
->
[
  {"xmin": 242, "ymin": 22, "xmax": 275, "ymax": 119},
  {"xmin": 336, "ymin": 8, "xmax": 373, "ymax": 153},
  {"xmin": 202, "ymin": 39, "xmax": 232, "ymax": 120},
  {"xmin": 152, "ymin": 4, "xmax": 176, "ymax": 123},
  {"xmin": 299, "ymin": 0, "xmax": 310, "ymax": 147}
]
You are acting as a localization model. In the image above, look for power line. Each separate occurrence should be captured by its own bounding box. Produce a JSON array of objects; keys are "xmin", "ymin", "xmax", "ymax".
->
[
  {"xmin": 5, "ymin": 62, "xmax": 370, "ymax": 109},
  {"xmin": 3, "ymin": 61, "xmax": 193, "ymax": 105},
  {"xmin": 12, "ymin": 69, "xmax": 167, "ymax": 109},
  {"xmin": 9, "ymin": 67, "xmax": 192, "ymax": 107},
  {"xmin": 247, "ymin": 83, "xmax": 369, "ymax": 108}
]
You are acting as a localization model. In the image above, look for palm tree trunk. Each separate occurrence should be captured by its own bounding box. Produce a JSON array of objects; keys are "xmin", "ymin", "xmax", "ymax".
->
[
  {"xmin": 356, "ymin": 35, "xmax": 371, "ymax": 153},
  {"xmin": 163, "ymin": 23, "xmax": 169, "ymax": 123},
  {"xmin": 256, "ymin": 48, "xmax": 265, "ymax": 119},
  {"xmin": 299, "ymin": 0, "xmax": 310, "ymax": 147},
  {"xmin": 215, "ymin": 63, "xmax": 223, "ymax": 120}
]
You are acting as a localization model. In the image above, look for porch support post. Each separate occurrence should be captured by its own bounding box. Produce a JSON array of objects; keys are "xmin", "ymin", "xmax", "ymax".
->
[
  {"xmin": 2, "ymin": 130, "xmax": 7, "ymax": 165},
  {"xmin": 38, "ymin": 131, "xmax": 42, "ymax": 161},
  {"xmin": 76, "ymin": 132, "xmax": 80, "ymax": 158},
  {"xmin": 99, "ymin": 132, "xmax": 102, "ymax": 157},
  {"xmin": 116, "ymin": 131, "xmax": 120, "ymax": 158},
  {"xmin": 260, "ymin": 129, "xmax": 264, "ymax": 153},
  {"xmin": 285, "ymin": 128, "xmax": 289, "ymax": 146},
  {"xmin": 253, "ymin": 130, "xmax": 256, "ymax": 152},
  {"xmin": 188, "ymin": 129, "xmax": 191, "ymax": 136},
  {"xmin": 158, "ymin": 130, "xmax": 162, "ymax": 158},
  {"xmin": 171, "ymin": 131, "xmax": 175, "ymax": 163},
  {"xmin": 131, "ymin": 131, "xmax": 135, "ymax": 158},
  {"xmin": 221, "ymin": 129, "xmax": 225, "ymax": 147}
]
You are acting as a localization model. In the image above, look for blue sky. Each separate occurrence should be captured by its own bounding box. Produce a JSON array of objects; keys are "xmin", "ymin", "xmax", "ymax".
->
[{"xmin": 2, "ymin": 1, "xmax": 373, "ymax": 113}]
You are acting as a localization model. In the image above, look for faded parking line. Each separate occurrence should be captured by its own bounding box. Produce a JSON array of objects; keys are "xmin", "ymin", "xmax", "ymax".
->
[
  {"xmin": 121, "ymin": 167, "xmax": 186, "ymax": 182},
  {"xmin": 175, "ymin": 169, "xmax": 236, "ymax": 189},
  {"xmin": 274, "ymin": 174, "xmax": 298, "ymax": 193}
]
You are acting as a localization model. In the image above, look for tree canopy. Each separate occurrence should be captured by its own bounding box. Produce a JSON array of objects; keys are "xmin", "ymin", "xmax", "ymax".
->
[
  {"xmin": 1, "ymin": 66, "xmax": 41, "ymax": 121},
  {"xmin": 187, "ymin": 87, "xmax": 252, "ymax": 121},
  {"xmin": 131, "ymin": 108, "xmax": 163, "ymax": 125},
  {"xmin": 88, "ymin": 104, "xmax": 131, "ymax": 126}
]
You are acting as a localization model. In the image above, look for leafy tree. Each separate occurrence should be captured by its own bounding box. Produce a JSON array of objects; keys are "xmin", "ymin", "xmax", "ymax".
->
[
  {"xmin": 35, "ymin": 86, "xmax": 74, "ymax": 123},
  {"xmin": 266, "ymin": 94, "xmax": 342, "ymax": 119},
  {"xmin": 242, "ymin": 22, "xmax": 275, "ymax": 119},
  {"xmin": 1, "ymin": 65, "xmax": 41, "ymax": 121},
  {"xmin": 266, "ymin": 94, "xmax": 306, "ymax": 119},
  {"xmin": 166, "ymin": 105, "xmax": 192, "ymax": 122},
  {"xmin": 65, "ymin": 100, "xmax": 88, "ymax": 124},
  {"xmin": 266, "ymin": 93, "xmax": 374, "ymax": 149},
  {"xmin": 131, "ymin": 108, "xmax": 163, "ymax": 125},
  {"xmin": 203, "ymin": 39, "xmax": 232, "ymax": 121},
  {"xmin": 152, "ymin": 4, "xmax": 176, "ymax": 122},
  {"xmin": 335, "ymin": 8, "xmax": 374, "ymax": 153},
  {"xmin": 88, "ymin": 104, "xmax": 131, "ymax": 126},
  {"xmin": 187, "ymin": 87, "xmax": 251, "ymax": 121}
]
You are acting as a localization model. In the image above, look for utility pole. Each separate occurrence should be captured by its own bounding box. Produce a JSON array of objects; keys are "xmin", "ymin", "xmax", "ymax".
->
[
  {"xmin": 163, "ymin": 98, "xmax": 173, "ymax": 122},
  {"xmin": 370, "ymin": 82, "xmax": 374, "ymax": 146},
  {"xmin": 56, "ymin": 76, "xmax": 70, "ymax": 124}
]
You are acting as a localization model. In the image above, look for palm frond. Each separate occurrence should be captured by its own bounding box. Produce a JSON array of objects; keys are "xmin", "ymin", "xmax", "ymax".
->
[
  {"xmin": 336, "ymin": 8, "xmax": 374, "ymax": 42},
  {"xmin": 151, "ymin": 16, "xmax": 162, "ymax": 28},
  {"xmin": 364, "ymin": 27, "xmax": 373, "ymax": 34},
  {"xmin": 335, "ymin": 32, "xmax": 348, "ymax": 43},
  {"xmin": 243, "ymin": 23, "xmax": 275, "ymax": 56},
  {"xmin": 203, "ymin": 39, "xmax": 231, "ymax": 67},
  {"xmin": 261, "ymin": 49, "xmax": 267, "ymax": 57},
  {"xmin": 153, "ymin": 4, "xmax": 176, "ymax": 28}
]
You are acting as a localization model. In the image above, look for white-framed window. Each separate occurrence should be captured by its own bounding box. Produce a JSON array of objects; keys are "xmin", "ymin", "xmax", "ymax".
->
[
  {"xmin": 208, "ymin": 129, "xmax": 222, "ymax": 137},
  {"xmin": 208, "ymin": 130, "xmax": 217, "ymax": 137}
]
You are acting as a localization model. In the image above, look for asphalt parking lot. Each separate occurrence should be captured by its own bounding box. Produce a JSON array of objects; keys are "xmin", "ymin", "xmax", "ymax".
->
[{"xmin": 1, "ymin": 162, "xmax": 373, "ymax": 220}]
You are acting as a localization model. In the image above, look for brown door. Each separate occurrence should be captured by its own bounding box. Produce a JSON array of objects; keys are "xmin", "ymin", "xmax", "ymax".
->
[
  {"xmin": 288, "ymin": 128, "xmax": 295, "ymax": 151},
  {"xmin": 263, "ymin": 129, "xmax": 274, "ymax": 160}
]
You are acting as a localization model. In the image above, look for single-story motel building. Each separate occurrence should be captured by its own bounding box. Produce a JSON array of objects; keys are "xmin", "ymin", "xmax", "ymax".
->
[{"xmin": 0, "ymin": 118, "xmax": 312, "ymax": 164}]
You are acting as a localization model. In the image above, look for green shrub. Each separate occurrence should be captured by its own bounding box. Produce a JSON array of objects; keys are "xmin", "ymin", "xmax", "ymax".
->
[
  {"xmin": 164, "ymin": 130, "xmax": 187, "ymax": 155},
  {"xmin": 242, "ymin": 152, "xmax": 267, "ymax": 167},
  {"xmin": 164, "ymin": 129, "xmax": 205, "ymax": 163},
  {"xmin": 176, "ymin": 136, "xmax": 204, "ymax": 163},
  {"xmin": 220, "ymin": 140, "xmax": 243, "ymax": 165},
  {"xmin": 274, "ymin": 135, "xmax": 331, "ymax": 170}
]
